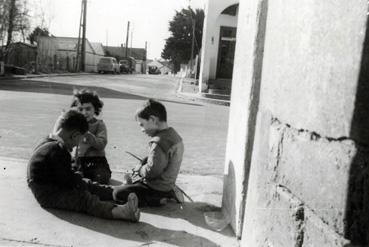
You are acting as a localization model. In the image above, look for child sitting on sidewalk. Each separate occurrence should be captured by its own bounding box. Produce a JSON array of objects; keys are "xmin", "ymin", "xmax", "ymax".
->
[
  {"xmin": 113, "ymin": 99, "xmax": 184, "ymax": 206},
  {"xmin": 28, "ymin": 109, "xmax": 140, "ymax": 222},
  {"xmin": 53, "ymin": 89, "xmax": 112, "ymax": 184}
]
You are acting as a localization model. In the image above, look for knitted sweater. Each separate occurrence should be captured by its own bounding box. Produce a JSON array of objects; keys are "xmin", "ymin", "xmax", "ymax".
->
[
  {"xmin": 139, "ymin": 127, "xmax": 184, "ymax": 192},
  {"xmin": 77, "ymin": 118, "xmax": 107, "ymax": 157},
  {"xmin": 53, "ymin": 114, "xmax": 107, "ymax": 158}
]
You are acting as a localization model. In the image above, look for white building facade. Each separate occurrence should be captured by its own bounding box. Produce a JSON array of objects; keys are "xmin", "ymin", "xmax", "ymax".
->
[{"xmin": 199, "ymin": 0, "xmax": 239, "ymax": 92}]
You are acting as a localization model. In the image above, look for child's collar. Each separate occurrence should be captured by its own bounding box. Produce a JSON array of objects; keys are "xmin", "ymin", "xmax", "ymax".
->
[{"xmin": 48, "ymin": 133, "xmax": 65, "ymax": 148}]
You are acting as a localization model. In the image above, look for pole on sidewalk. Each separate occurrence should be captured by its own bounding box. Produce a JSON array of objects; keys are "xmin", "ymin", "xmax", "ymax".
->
[
  {"xmin": 80, "ymin": 0, "xmax": 87, "ymax": 72},
  {"xmin": 125, "ymin": 21, "xmax": 130, "ymax": 58},
  {"xmin": 190, "ymin": 17, "xmax": 195, "ymax": 78},
  {"xmin": 75, "ymin": 0, "xmax": 84, "ymax": 72}
]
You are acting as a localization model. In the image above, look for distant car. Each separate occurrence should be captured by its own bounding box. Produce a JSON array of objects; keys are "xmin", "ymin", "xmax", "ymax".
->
[
  {"xmin": 148, "ymin": 65, "xmax": 161, "ymax": 75},
  {"xmin": 119, "ymin": 59, "xmax": 132, "ymax": 74},
  {"xmin": 97, "ymin": 57, "xmax": 120, "ymax": 74}
]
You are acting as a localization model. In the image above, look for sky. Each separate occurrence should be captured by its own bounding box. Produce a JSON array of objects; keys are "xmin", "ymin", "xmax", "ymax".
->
[{"xmin": 28, "ymin": 0, "xmax": 206, "ymax": 59}]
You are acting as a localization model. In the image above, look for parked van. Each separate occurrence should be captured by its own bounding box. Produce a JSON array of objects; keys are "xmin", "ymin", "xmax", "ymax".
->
[{"xmin": 97, "ymin": 57, "xmax": 119, "ymax": 74}]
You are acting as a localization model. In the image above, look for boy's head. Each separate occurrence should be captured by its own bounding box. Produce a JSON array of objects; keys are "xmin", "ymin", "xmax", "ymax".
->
[
  {"xmin": 59, "ymin": 109, "xmax": 88, "ymax": 150},
  {"xmin": 135, "ymin": 99, "xmax": 167, "ymax": 137},
  {"xmin": 71, "ymin": 88, "xmax": 103, "ymax": 121}
]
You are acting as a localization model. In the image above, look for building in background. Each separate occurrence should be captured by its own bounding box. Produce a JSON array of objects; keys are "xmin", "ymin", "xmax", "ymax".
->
[
  {"xmin": 37, "ymin": 36, "xmax": 104, "ymax": 73},
  {"xmin": 147, "ymin": 59, "xmax": 172, "ymax": 75},
  {"xmin": 103, "ymin": 46, "xmax": 146, "ymax": 73},
  {"xmin": 5, "ymin": 42, "xmax": 37, "ymax": 70},
  {"xmin": 199, "ymin": 0, "xmax": 239, "ymax": 94}
]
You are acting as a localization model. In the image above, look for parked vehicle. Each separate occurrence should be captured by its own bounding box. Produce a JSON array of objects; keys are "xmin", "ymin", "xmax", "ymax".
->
[
  {"xmin": 119, "ymin": 59, "xmax": 131, "ymax": 74},
  {"xmin": 97, "ymin": 57, "xmax": 120, "ymax": 74},
  {"xmin": 148, "ymin": 65, "xmax": 161, "ymax": 75},
  {"xmin": 119, "ymin": 57, "xmax": 135, "ymax": 74}
]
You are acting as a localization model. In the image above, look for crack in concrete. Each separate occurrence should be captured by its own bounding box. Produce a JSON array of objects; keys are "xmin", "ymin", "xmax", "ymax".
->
[
  {"xmin": 0, "ymin": 237, "xmax": 70, "ymax": 247},
  {"xmin": 271, "ymin": 117, "xmax": 369, "ymax": 148}
]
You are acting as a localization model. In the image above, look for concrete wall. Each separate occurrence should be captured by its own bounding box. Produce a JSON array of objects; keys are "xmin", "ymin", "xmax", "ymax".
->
[
  {"xmin": 224, "ymin": 0, "xmax": 369, "ymax": 245},
  {"xmin": 199, "ymin": 0, "xmax": 238, "ymax": 92}
]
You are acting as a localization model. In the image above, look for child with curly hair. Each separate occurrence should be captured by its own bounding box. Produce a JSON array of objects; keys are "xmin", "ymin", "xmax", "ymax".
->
[{"xmin": 53, "ymin": 88, "xmax": 112, "ymax": 184}]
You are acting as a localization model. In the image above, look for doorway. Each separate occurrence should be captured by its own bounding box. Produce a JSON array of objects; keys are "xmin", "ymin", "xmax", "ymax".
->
[{"xmin": 216, "ymin": 26, "xmax": 237, "ymax": 79}]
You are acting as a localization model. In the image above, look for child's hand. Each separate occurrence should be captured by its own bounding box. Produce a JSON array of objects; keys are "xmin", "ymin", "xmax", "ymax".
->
[
  {"xmin": 133, "ymin": 163, "xmax": 142, "ymax": 173},
  {"xmin": 83, "ymin": 132, "xmax": 95, "ymax": 144}
]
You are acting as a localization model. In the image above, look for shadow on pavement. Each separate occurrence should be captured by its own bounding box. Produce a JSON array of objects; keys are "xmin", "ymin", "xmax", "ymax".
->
[
  {"xmin": 0, "ymin": 79, "xmax": 203, "ymax": 106},
  {"xmin": 142, "ymin": 201, "xmax": 235, "ymax": 238},
  {"xmin": 48, "ymin": 208, "xmax": 219, "ymax": 247},
  {"xmin": 0, "ymin": 79, "xmax": 146, "ymax": 100}
]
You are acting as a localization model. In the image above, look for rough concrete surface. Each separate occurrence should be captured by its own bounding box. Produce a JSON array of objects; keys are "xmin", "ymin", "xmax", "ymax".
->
[
  {"xmin": 270, "ymin": 119, "xmax": 355, "ymax": 235},
  {"xmin": 0, "ymin": 156, "xmax": 238, "ymax": 247},
  {"xmin": 260, "ymin": 0, "xmax": 367, "ymax": 139}
]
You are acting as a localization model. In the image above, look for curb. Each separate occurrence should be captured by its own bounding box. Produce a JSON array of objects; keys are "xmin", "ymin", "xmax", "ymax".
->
[
  {"xmin": 0, "ymin": 72, "xmax": 92, "ymax": 80},
  {"xmin": 176, "ymin": 77, "xmax": 230, "ymax": 106}
]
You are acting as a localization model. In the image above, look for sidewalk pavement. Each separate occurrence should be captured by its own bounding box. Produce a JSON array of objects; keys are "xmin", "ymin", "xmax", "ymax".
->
[
  {"xmin": 0, "ymin": 156, "xmax": 238, "ymax": 247},
  {"xmin": 176, "ymin": 77, "xmax": 230, "ymax": 106}
]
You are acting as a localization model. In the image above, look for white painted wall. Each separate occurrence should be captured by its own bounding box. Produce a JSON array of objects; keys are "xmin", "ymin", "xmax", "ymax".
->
[{"xmin": 222, "ymin": 0, "xmax": 264, "ymax": 237}]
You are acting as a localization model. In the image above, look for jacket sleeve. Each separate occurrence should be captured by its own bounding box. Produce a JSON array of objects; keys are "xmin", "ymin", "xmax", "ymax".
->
[
  {"xmin": 139, "ymin": 143, "xmax": 168, "ymax": 179},
  {"xmin": 49, "ymin": 146, "xmax": 84, "ymax": 188},
  {"xmin": 85, "ymin": 121, "xmax": 107, "ymax": 150}
]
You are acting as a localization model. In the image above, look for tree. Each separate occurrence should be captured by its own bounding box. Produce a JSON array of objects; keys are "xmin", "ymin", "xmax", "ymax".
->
[
  {"xmin": 27, "ymin": 26, "xmax": 51, "ymax": 44},
  {"xmin": 0, "ymin": 0, "xmax": 30, "ymax": 61},
  {"xmin": 161, "ymin": 7, "xmax": 204, "ymax": 72}
]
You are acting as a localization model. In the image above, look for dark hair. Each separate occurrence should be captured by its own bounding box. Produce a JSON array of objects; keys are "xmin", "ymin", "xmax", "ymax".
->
[
  {"xmin": 135, "ymin": 99, "xmax": 167, "ymax": 122},
  {"xmin": 60, "ymin": 110, "xmax": 88, "ymax": 134},
  {"xmin": 71, "ymin": 88, "xmax": 104, "ymax": 115}
]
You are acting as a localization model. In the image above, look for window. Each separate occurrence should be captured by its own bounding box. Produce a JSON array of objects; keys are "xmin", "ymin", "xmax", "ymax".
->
[{"xmin": 221, "ymin": 4, "xmax": 239, "ymax": 16}]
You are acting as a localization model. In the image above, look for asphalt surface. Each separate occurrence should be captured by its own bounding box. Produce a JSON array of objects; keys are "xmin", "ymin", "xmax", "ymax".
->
[
  {"xmin": 0, "ymin": 74, "xmax": 237, "ymax": 246},
  {"xmin": 0, "ymin": 74, "xmax": 230, "ymax": 176}
]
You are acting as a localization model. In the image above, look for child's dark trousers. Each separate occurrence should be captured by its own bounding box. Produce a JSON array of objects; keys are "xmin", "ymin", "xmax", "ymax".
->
[{"xmin": 28, "ymin": 179, "xmax": 115, "ymax": 219}]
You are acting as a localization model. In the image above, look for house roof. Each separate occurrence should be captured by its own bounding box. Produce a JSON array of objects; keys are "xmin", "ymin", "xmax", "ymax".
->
[
  {"xmin": 55, "ymin": 37, "xmax": 94, "ymax": 53},
  {"xmin": 103, "ymin": 46, "xmax": 146, "ymax": 60},
  {"xmin": 38, "ymin": 36, "xmax": 96, "ymax": 54},
  {"xmin": 90, "ymin": 42, "xmax": 105, "ymax": 56},
  {"xmin": 147, "ymin": 60, "xmax": 163, "ymax": 67}
]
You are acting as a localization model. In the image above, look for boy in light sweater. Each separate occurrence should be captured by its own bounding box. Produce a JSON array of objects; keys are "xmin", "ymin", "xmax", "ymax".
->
[{"xmin": 113, "ymin": 99, "xmax": 184, "ymax": 207}]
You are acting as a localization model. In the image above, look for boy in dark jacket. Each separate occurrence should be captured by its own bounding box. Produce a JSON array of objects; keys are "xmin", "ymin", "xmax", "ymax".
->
[
  {"xmin": 27, "ymin": 110, "xmax": 140, "ymax": 221},
  {"xmin": 113, "ymin": 99, "xmax": 184, "ymax": 207}
]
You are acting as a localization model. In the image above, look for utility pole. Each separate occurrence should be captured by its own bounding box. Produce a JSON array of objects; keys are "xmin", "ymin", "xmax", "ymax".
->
[
  {"xmin": 189, "ymin": 8, "xmax": 195, "ymax": 78},
  {"xmin": 144, "ymin": 41, "xmax": 147, "ymax": 74},
  {"xmin": 125, "ymin": 21, "xmax": 130, "ymax": 58},
  {"xmin": 76, "ymin": 0, "xmax": 87, "ymax": 72},
  {"xmin": 80, "ymin": 0, "xmax": 87, "ymax": 71},
  {"xmin": 130, "ymin": 28, "xmax": 133, "ymax": 57},
  {"xmin": 106, "ymin": 29, "xmax": 108, "ymax": 47},
  {"xmin": 75, "ymin": 0, "xmax": 83, "ymax": 71}
]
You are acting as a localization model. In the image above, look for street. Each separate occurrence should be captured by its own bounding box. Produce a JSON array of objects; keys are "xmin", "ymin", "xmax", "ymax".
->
[
  {"xmin": 0, "ymin": 73, "xmax": 238, "ymax": 247},
  {"xmin": 0, "ymin": 73, "xmax": 230, "ymax": 177}
]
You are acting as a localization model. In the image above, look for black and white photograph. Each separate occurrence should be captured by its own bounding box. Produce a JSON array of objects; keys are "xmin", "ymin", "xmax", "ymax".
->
[{"xmin": 0, "ymin": 0, "xmax": 368, "ymax": 246}]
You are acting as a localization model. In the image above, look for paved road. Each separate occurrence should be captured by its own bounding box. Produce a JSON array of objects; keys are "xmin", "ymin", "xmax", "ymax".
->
[{"xmin": 0, "ymin": 74, "xmax": 230, "ymax": 176}]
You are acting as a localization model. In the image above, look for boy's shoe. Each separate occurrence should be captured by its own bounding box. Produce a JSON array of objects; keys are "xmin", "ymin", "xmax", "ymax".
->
[
  {"xmin": 112, "ymin": 193, "xmax": 140, "ymax": 222},
  {"xmin": 172, "ymin": 186, "xmax": 185, "ymax": 203}
]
